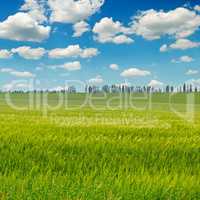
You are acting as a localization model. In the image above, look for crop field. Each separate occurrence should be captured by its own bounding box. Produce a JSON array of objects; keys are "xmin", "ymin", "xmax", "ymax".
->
[{"xmin": 0, "ymin": 93, "xmax": 200, "ymax": 199}]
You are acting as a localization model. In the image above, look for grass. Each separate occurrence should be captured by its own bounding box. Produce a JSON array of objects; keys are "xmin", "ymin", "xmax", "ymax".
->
[{"xmin": 0, "ymin": 92, "xmax": 199, "ymax": 199}]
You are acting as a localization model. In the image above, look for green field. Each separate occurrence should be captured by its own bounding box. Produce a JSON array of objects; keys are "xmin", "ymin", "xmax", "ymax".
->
[{"xmin": 0, "ymin": 93, "xmax": 200, "ymax": 199}]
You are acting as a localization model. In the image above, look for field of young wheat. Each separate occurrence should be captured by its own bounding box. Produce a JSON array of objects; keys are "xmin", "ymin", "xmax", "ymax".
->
[{"xmin": 0, "ymin": 93, "xmax": 199, "ymax": 199}]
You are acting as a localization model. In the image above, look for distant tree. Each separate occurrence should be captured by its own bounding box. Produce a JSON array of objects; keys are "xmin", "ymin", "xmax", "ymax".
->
[
  {"xmin": 85, "ymin": 85, "xmax": 88, "ymax": 93},
  {"xmin": 89, "ymin": 86, "xmax": 92, "ymax": 93},
  {"xmin": 143, "ymin": 86, "xmax": 146, "ymax": 93},
  {"xmin": 102, "ymin": 85, "xmax": 110, "ymax": 93},
  {"xmin": 183, "ymin": 83, "xmax": 186, "ymax": 93},
  {"xmin": 68, "ymin": 86, "xmax": 76, "ymax": 93},
  {"xmin": 170, "ymin": 86, "xmax": 174, "ymax": 93},
  {"xmin": 189, "ymin": 84, "xmax": 193, "ymax": 93},
  {"xmin": 122, "ymin": 85, "xmax": 125, "ymax": 93},
  {"xmin": 147, "ymin": 86, "xmax": 151, "ymax": 93},
  {"xmin": 166, "ymin": 85, "xmax": 170, "ymax": 93},
  {"xmin": 111, "ymin": 85, "xmax": 117, "ymax": 93}
]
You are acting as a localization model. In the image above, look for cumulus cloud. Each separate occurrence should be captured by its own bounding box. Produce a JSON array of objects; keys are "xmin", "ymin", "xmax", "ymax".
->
[
  {"xmin": 111, "ymin": 35, "xmax": 133, "ymax": 44},
  {"xmin": 9, "ymin": 71, "xmax": 35, "ymax": 78},
  {"xmin": 160, "ymin": 39, "xmax": 200, "ymax": 51},
  {"xmin": 0, "ymin": 49, "xmax": 13, "ymax": 59},
  {"xmin": 160, "ymin": 44, "xmax": 168, "ymax": 52},
  {"xmin": 194, "ymin": 5, "xmax": 200, "ymax": 12},
  {"xmin": 20, "ymin": 0, "xmax": 47, "ymax": 23},
  {"xmin": 131, "ymin": 7, "xmax": 200, "ymax": 40},
  {"xmin": 48, "ymin": 45, "xmax": 99, "ymax": 59},
  {"xmin": 170, "ymin": 39, "xmax": 200, "ymax": 50},
  {"xmin": 93, "ymin": 17, "xmax": 133, "ymax": 44},
  {"xmin": 185, "ymin": 69, "xmax": 199, "ymax": 75},
  {"xmin": 171, "ymin": 55, "xmax": 194, "ymax": 63},
  {"xmin": 62, "ymin": 61, "xmax": 81, "ymax": 71},
  {"xmin": 120, "ymin": 68, "xmax": 151, "ymax": 78},
  {"xmin": 48, "ymin": 0, "xmax": 105, "ymax": 23},
  {"xmin": 88, "ymin": 75, "xmax": 104, "ymax": 84},
  {"xmin": 49, "ymin": 61, "xmax": 81, "ymax": 71},
  {"xmin": 0, "ymin": 68, "xmax": 35, "ymax": 78},
  {"xmin": 148, "ymin": 80, "xmax": 164, "ymax": 88},
  {"xmin": 49, "ymin": 45, "xmax": 82, "ymax": 58},
  {"xmin": 0, "ymin": 12, "xmax": 50, "ymax": 42},
  {"xmin": 12, "ymin": 46, "xmax": 46, "ymax": 60},
  {"xmin": 80, "ymin": 48, "xmax": 99, "ymax": 58},
  {"xmin": 73, "ymin": 21, "xmax": 90, "ymax": 37},
  {"xmin": 109, "ymin": 64, "xmax": 119, "ymax": 70}
]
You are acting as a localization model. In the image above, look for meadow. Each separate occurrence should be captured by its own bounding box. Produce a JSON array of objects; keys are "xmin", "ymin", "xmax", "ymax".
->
[{"xmin": 0, "ymin": 92, "xmax": 199, "ymax": 199}]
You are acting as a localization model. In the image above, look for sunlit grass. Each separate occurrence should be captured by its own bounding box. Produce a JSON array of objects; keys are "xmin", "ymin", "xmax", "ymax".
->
[{"xmin": 0, "ymin": 93, "xmax": 199, "ymax": 199}]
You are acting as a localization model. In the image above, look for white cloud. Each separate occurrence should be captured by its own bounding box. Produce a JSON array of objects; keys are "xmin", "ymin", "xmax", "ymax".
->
[
  {"xmin": 73, "ymin": 21, "xmax": 90, "ymax": 37},
  {"xmin": 172, "ymin": 55, "xmax": 194, "ymax": 63},
  {"xmin": 48, "ymin": 45, "xmax": 99, "ymax": 59},
  {"xmin": 48, "ymin": 0, "xmax": 105, "ymax": 23},
  {"xmin": 12, "ymin": 46, "xmax": 46, "ymax": 60},
  {"xmin": 111, "ymin": 35, "xmax": 133, "ymax": 44},
  {"xmin": 2, "ymin": 81, "xmax": 30, "ymax": 91},
  {"xmin": 62, "ymin": 61, "xmax": 81, "ymax": 71},
  {"xmin": 93, "ymin": 17, "xmax": 133, "ymax": 44},
  {"xmin": 131, "ymin": 7, "xmax": 200, "ymax": 40},
  {"xmin": 49, "ymin": 61, "xmax": 81, "ymax": 71},
  {"xmin": 109, "ymin": 64, "xmax": 119, "ymax": 70},
  {"xmin": 0, "ymin": 45, "xmax": 100, "ymax": 60},
  {"xmin": 170, "ymin": 39, "xmax": 200, "ymax": 50},
  {"xmin": 194, "ymin": 5, "xmax": 200, "ymax": 12},
  {"xmin": 179, "ymin": 55, "xmax": 194, "ymax": 63},
  {"xmin": 185, "ymin": 69, "xmax": 199, "ymax": 75},
  {"xmin": 10, "ymin": 71, "xmax": 35, "ymax": 78},
  {"xmin": 120, "ymin": 68, "xmax": 151, "ymax": 78},
  {"xmin": 0, "ymin": 12, "xmax": 50, "ymax": 42},
  {"xmin": 0, "ymin": 68, "xmax": 35, "ymax": 78},
  {"xmin": 80, "ymin": 48, "xmax": 99, "ymax": 58},
  {"xmin": 49, "ymin": 45, "xmax": 82, "ymax": 58},
  {"xmin": 160, "ymin": 39, "xmax": 200, "ymax": 51},
  {"xmin": 0, "ymin": 68, "xmax": 13, "ymax": 73},
  {"xmin": 148, "ymin": 80, "xmax": 164, "ymax": 88},
  {"xmin": 88, "ymin": 75, "xmax": 104, "ymax": 84},
  {"xmin": 49, "ymin": 86, "xmax": 65, "ymax": 92},
  {"xmin": 20, "ymin": 0, "xmax": 47, "ymax": 23},
  {"xmin": 186, "ymin": 79, "xmax": 200, "ymax": 86},
  {"xmin": 160, "ymin": 44, "xmax": 168, "ymax": 52},
  {"xmin": 0, "ymin": 49, "xmax": 13, "ymax": 59}
]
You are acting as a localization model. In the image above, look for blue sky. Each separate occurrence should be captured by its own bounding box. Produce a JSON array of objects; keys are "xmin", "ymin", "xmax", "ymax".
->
[{"xmin": 0, "ymin": 0, "xmax": 200, "ymax": 91}]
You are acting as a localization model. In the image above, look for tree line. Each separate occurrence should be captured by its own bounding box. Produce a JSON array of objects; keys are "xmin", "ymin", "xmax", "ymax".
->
[
  {"xmin": 0, "ymin": 83, "xmax": 199, "ymax": 93},
  {"xmin": 85, "ymin": 83, "xmax": 199, "ymax": 94}
]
